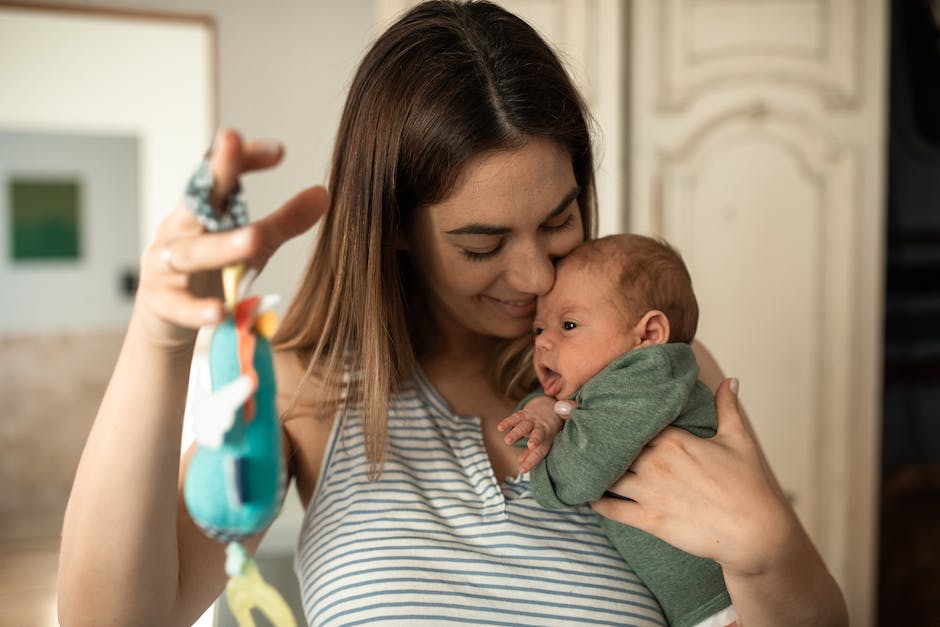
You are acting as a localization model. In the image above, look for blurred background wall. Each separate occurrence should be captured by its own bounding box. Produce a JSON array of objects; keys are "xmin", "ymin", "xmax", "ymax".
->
[
  {"xmin": 2, "ymin": 1, "xmax": 938, "ymax": 626},
  {"xmin": 0, "ymin": 2, "xmax": 375, "ymax": 625}
]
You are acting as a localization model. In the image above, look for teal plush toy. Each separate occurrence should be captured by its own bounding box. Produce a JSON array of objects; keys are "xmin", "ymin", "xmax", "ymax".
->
[
  {"xmin": 183, "ymin": 305, "xmax": 283, "ymax": 542},
  {"xmin": 181, "ymin": 160, "xmax": 296, "ymax": 627}
]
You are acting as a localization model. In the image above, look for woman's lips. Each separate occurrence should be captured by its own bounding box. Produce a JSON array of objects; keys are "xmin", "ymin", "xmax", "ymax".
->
[{"xmin": 483, "ymin": 295, "xmax": 536, "ymax": 318}]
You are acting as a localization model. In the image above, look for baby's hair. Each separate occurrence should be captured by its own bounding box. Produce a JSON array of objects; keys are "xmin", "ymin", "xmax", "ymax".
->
[{"xmin": 563, "ymin": 234, "xmax": 700, "ymax": 343}]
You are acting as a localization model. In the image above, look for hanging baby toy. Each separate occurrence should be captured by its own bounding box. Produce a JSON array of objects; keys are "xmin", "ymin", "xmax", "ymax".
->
[{"xmin": 181, "ymin": 159, "xmax": 297, "ymax": 627}]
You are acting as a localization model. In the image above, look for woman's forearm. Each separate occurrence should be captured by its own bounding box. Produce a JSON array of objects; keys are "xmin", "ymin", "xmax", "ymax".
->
[
  {"xmin": 58, "ymin": 314, "xmax": 195, "ymax": 624},
  {"xmin": 723, "ymin": 514, "xmax": 848, "ymax": 626}
]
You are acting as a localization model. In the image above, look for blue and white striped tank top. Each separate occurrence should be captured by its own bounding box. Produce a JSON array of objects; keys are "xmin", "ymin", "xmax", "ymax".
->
[{"xmin": 294, "ymin": 369, "xmax": 666, "ymax": 626}]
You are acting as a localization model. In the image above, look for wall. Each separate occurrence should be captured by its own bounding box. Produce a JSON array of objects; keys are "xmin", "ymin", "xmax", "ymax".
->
[
  {"xmin": 3, "ymin": 0, "xmax": 376, "ymax": 300},
  {"xmin": 0, "ymin": 130, "xmax": 139, "ymax": 332},
  {"xmin": 0, "ymin": 3, "xmax": 376, "ymax": 625},
  {"xmin": 0, "ymin": 7, "xmax": 214, "ymax": 249}
]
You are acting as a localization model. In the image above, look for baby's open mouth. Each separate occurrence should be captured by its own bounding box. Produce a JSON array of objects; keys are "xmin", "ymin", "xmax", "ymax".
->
[{"xmin": 538, "ymin": 367, "xmax": 563, "ymax": 398}]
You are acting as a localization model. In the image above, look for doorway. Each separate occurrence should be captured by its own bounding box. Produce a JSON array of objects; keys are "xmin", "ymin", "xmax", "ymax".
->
[{"xmin": 879, "ymin": 0, "xmax": 940, "ymax": 624}]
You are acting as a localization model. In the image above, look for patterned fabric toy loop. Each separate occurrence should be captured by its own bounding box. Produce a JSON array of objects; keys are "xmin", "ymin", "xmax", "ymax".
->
[{"xmin": 183, "ymin": 159, "xmax": 249, "ymax": 233}]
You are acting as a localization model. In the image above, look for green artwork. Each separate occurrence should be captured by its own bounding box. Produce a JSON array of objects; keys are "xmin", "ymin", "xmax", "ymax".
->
[{"xmin": 9, "ymin": 179, "xmax": 81, "ymax": 260}]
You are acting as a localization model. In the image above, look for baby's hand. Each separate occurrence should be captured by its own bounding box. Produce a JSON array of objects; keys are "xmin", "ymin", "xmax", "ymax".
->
[{"xmin": 497, "ymin": 397, "xmax": 575, "ymax": 473}]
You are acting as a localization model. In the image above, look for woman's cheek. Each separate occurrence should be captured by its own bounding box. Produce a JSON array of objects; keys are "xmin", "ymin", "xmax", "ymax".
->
[{"xmin": 555, "ymin": 229, "xmax": 584, "ymax": 258}]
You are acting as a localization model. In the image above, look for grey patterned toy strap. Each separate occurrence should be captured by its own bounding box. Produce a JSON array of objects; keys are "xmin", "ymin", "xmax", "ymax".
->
[{"xmin": 183, "ymin": 159, "xmax": 249, "ymax": 233}]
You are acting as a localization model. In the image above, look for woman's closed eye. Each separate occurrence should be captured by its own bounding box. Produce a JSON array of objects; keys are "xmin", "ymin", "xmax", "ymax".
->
[
  {"xmin": 458, "ymin": 209, "xmax": 575, "ymax": 262},
  {"xmin": 461, "ymin": 240, "xmax": 504, "ymax": 262},
  {"xmin": 540, "ymin": 212, "xmax": 575, "ymax": 233}
]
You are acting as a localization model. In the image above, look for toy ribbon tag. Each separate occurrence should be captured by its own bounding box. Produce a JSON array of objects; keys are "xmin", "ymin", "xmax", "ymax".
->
[{"xmin": 181, "ymin": 160, "xmax": 296, "ymax": 627}]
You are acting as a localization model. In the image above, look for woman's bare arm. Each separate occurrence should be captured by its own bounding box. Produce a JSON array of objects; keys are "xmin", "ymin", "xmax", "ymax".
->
[{"xmin": 57, "ymin": 131, "xmax": 327, "ymax": 626}]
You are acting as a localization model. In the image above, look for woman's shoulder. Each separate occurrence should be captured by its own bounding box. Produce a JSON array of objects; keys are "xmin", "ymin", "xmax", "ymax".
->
[
  {"xmin": 272, "ymin": 348, "xmax": 309, "ymax": 406},
  {"xmin": 272, "ymin": 348, "xmax": 336, "ymax": 414},
  {"xmin": 272, "ymin": 348, "xmax": 336, "ymax": 503}
]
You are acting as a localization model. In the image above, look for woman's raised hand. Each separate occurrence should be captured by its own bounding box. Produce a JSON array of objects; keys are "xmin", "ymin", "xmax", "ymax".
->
[{"xmin": 136, "ymin": 129, "xmax": 328, "ymax": 350}]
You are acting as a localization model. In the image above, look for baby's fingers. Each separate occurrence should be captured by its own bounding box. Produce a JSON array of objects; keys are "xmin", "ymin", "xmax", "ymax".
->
[
  {"xmin": 503, "ymin": 419, "xmax": 534, "ymax": 445},
  {"xmin": 519, "ymin": 440, "xmax": 552, "ymax": 473},
  {"xmin": 527, "ymin": 423, "xmax": 556, "ymax": 449},
  {"xmin": 497, "ymin": 411, "xmax": 526, "ymax": 432}
]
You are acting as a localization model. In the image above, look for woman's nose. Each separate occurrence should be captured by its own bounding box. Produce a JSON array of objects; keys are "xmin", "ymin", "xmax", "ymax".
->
[{"xmin": 506, "ymin": 242, "xmax": 555, "ymax": 295}]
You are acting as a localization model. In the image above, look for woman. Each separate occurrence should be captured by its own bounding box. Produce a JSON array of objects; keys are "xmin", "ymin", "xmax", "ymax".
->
[{"xmin": 57, "ymin": 2, "xmax": 846, "ymax": 625}]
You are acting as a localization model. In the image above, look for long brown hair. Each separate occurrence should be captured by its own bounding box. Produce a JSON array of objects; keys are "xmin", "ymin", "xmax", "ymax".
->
[{"xmin": 274, "ymin": 0, "xmax": 597, "ymax": 478}]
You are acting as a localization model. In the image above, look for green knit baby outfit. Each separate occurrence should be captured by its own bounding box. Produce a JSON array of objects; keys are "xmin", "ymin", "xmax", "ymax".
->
[{"xmin": 527, "ymin": 343, "xmax": 732, "ymax": 627}]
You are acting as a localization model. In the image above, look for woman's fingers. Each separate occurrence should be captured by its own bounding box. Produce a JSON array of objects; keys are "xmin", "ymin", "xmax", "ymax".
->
[
  {"xmin": 134, "ymin": 130, "xmax": 323, "ymax": 349},
  {"xmin": 148, "ymin": 184, "xmax": 328, "ymax": 278},
  {"xmin": 714, "ymin": 377, "xmax": 749, "ymax": 439},
  {"xmin": 713, "ymin": 377, "xmax": 789, "ymax": 502},
  {"xmin": 242, "ymin": 139, "xmax": 285, "ymax": 172},
  {"xmin": 155, "ymin": 201, "xmax": 208, "ymax": 241},
  {"xmin": 144, "ymin": 287, "xmax": 224, "ymax": 329},
  {"xmin": 149, "ymin": 229, "xmax": 253, "ymax": 275},
  {"xmin": 590, "ymin": 491, "xmax": 643, "ymax": 526},
  {"xmin": 251, "ymin": 185, "xmax": 329, "ymax": 268},
  {"xmin": 209, "ymin": 129, "xmax": 246, "ymax": 211},
  {"xmin": 208, "ymin": 129, "xmax": 285, "ymax": 212}
]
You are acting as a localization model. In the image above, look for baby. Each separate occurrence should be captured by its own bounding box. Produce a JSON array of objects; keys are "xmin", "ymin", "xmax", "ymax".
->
[{"xmin": 500, "ymin": 233, "xmax": 734, "ymax": 627}]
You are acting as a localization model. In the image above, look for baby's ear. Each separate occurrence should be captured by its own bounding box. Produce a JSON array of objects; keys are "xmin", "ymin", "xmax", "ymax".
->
[{"xmin": 635, "ymin": 310, "xmax": 670, "ymax": 346}]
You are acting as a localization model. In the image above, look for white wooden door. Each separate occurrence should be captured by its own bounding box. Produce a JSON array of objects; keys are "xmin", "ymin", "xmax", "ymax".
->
[{"xmin": 628, "ymin": 2, "xmax": 887, "ymax": 625}]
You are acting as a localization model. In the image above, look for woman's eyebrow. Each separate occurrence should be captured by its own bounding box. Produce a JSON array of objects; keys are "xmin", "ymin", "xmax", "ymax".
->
[{"xmin": 444, "ymin": 185, "xmax": 581, "ymax": 236}]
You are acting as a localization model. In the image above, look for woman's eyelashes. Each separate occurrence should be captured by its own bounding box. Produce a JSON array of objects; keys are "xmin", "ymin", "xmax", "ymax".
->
[
  {"xmin": 459, "ymin": 212, "xmax": 576, "ymax": 262},
  {"xmin": 541, "ymin": 213, "xmax": 575, "ymax": 233},
  {"xmin": 461, "ymin": 241, "xmax": 504, "ymax": 262}
]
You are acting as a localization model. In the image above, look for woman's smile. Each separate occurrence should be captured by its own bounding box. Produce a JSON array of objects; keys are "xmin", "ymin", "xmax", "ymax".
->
[{"xmin": 482, "ymin": 294, "xmax": 537, "ymax": 318}]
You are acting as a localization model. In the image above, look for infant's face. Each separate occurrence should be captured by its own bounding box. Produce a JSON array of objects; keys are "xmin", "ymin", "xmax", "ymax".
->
[{"xmin": 532, "ymin": 262, "xmax": 640, "ymax": 399}]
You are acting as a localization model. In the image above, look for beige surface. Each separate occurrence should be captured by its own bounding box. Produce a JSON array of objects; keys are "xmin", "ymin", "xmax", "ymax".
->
[
  {"xmin": 0, "ymin": 535, "xmax": 59, "ymax": 627},
  {"xmin": 0, "ymin": 332, "xmax": 124, "ymax": 627}
]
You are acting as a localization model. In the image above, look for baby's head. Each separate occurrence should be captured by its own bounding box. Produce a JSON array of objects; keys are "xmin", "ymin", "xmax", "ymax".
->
[{"xmin": 532, "ymin": 234, "xmax": 699, "ymax": 398}]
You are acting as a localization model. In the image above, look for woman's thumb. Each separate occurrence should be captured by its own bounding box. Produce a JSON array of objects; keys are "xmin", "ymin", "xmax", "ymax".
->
[
  {"xmin": 269, "ymin": 185, "xmax": 329, "ymax": 243},
  {"xmin": 715, "ymin": 377, "xmax": 743, "ymax": 432},
  {"xmin": 254, "ymin": 185, "xmax": 329, "ymax": 264}
]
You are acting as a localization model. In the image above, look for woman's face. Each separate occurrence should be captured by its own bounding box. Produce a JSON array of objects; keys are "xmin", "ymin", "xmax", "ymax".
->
[{"xmin": 405, "ymin": 137, "xmax": 584, "ymax": 341}]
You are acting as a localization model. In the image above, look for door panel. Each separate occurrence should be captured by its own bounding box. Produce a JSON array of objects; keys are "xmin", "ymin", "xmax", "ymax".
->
[{"xmin": 631, "ymin": 2, "xmax": 886, "ymax": 625}]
